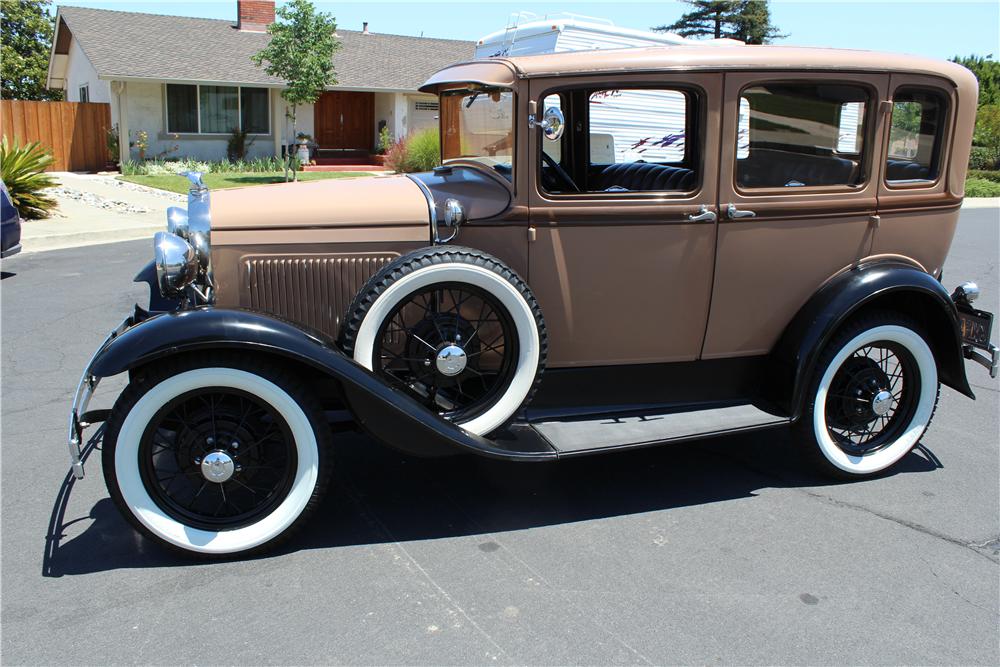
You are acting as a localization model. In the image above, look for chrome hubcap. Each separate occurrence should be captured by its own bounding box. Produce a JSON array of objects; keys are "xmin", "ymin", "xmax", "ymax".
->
[
  {"xmin": 871, "ymin": 390, "xmax": 894, "ymax": 417},
  {"xmin": 200, "ymin": 450, "xmax": 235, "ymax": 483},
  {"xmin": 435, "ymin": 344, "xmax": 467, "ymax": 377}
]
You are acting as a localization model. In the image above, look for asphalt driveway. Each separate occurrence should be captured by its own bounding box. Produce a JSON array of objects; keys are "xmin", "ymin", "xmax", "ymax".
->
[{"xmin": 1, "ymin": 208, "xmax": 997, "ymax": 664}]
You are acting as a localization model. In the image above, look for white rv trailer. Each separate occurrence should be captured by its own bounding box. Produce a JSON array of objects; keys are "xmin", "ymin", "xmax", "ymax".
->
[
  {"xmin": 475, "ymin": 14, "xmax": 745, "ymax": 164},
  {"xmin": 474, "ymin": 15, "xmax": 863, "ymax": 168}
]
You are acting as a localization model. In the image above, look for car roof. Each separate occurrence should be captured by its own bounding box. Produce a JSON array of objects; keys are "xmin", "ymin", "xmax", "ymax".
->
[{"xmin": 421, "ymin": 45, "xmax": 977, "ymax": 96}]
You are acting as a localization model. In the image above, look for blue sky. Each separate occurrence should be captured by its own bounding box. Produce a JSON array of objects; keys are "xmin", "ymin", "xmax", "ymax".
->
[{"xmin": 55, "ymin": 0, "xmax": 999, "ymax": 61}]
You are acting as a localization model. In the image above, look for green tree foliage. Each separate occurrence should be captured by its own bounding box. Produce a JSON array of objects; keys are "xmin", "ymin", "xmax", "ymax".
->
[
  {"xmin": 1, "ymin": 0, "xmax": 63, "ymax": 100},
  {"xmin": 653, "ymin": 0, "xmax": 784, "ymax": 44},
  {"xmin": 950, "ymin": 54, "xmax": 1000, "ymax": 107},
  {"xmin": 251, "ymin": 0, "xmax": 339, "ymax": 180}
]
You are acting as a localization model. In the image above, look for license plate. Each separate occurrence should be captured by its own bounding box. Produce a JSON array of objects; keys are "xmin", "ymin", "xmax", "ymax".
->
[{"xmin": 958, "ymin": 306, "xmax": 994, "ymax": 350}]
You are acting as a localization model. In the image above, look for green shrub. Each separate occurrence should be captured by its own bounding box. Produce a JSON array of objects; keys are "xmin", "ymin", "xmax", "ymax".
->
[
  {"xmin": 969, "ymin": 145, "xmax": 1000, "ymax": 170},
  {"xmin": 0, "ymin": 137, "xmax": 57, "ymax": 219},
  {"xmin": 383, "ymin": 128, "xmax": 440, "ymax": 173},
  {"xmin": 973, "ymin": 104, "xmax": 1000, "ymax": 149},
  {"xmin": 376, "ymin": 125, "xmax": 392, "ymax": 155},
  {"xmin": 120, "ymin": 156, "xmax": 287, "ymax": 176},
  {"xmin": 969, "ymin": 169, "xmax": 1000, "ymax": 183},
  {"xmin": 964, "ymin": 177, "xmax": 1000, "ymax": 197}
]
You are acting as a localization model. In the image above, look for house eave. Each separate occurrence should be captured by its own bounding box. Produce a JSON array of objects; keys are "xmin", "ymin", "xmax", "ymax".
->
[{"xmin": 95, "ymin": 74, "xmax": 433, "ymax": 95}]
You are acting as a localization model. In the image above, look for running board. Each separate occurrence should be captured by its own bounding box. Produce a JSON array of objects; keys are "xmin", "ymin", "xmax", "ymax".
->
[{"xmin": 497, "ymin": 404, "xmax": 789, "ymax": 458}]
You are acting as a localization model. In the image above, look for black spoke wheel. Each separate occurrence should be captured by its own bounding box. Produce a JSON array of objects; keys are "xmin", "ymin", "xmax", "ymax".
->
[
  {"xmin": 138, "ymin": 387, "xmax": 297, "ymax": 531},
  {"xmin": 824, "ymin": 342, "xmax": 921, "ymax": 457},
  {"xmin": 372, "ymin": 282, "xmax": 519, "ymax": 423}
]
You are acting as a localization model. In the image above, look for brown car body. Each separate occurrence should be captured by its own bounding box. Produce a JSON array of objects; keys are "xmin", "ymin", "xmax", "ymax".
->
[{"xmin": 70, "ymin": 45, "xmax": 996, "ymax": 557}]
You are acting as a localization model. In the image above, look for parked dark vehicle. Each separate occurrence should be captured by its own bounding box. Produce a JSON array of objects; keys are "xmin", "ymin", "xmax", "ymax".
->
[
  {"xmin": 1, "ymin": 182, "xmax": 22, "ymax": 258},
  {"xmin": 68, "ymin": 46, "xmax": 996, "ymax": 558}
]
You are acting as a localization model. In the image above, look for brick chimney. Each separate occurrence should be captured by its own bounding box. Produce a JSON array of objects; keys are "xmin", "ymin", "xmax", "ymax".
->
[{"xmin": 237, "ymin": 0, "xmax": 274, "ymax": 32}]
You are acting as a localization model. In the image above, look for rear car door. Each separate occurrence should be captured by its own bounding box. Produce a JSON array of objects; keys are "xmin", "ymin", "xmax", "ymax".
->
[
  {"xmin": 703, "ymin": 71, "xmax": 890, "ymax": 359},
  {"xmin": 527, "ymin": 72, "xmax": 722, "ymax": 367}
]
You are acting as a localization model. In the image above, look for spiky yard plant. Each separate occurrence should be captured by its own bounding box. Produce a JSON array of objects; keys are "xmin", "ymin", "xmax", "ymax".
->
[{"xmin": 0, "ymin": 137, "xmax": 57, "ymax": 218}]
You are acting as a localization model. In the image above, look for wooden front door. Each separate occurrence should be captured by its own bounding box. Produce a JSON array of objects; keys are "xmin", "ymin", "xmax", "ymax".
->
[{"xmin": 314, "ymin": 91, "xmax": 374, "ymax": 150}]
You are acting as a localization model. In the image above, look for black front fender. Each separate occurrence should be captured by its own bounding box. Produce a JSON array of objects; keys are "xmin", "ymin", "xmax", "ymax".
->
[
  {"xmin": 89, "ymin": 307, "xmax": 552, "ymax": 461},
  {"xmin": 768, "ymin": 261, "xmax": 974, "ymax": 420}
]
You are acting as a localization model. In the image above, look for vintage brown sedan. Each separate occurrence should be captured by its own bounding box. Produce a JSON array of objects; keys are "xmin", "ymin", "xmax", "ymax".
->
[{"xmin": 68, "ymin": 45, "xmax": 996, "ymax": 557}]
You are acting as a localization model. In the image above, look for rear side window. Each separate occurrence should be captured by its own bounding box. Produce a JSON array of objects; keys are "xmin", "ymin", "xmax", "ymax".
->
[
  {"xmin": 736, "ymin": 83, "xmax": 870, "ymax": 189},
  {"xmin": 886, "ymin": 89, "xmax": 947, "ymax": 183}
]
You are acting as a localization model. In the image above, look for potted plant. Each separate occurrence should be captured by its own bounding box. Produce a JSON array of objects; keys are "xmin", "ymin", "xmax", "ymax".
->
[
  {"xmin": 373, "ymin": 125, "xmax": 392, "ymax": 166},
  {"xmin": 105, "ymin": 125, "xmax": 120, "ymax": 170}
]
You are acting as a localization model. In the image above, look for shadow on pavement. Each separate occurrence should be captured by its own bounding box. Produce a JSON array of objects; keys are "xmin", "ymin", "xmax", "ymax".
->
[{"xmin": 43, "ymin": 425, "xmax": 942, "ymax": 576}]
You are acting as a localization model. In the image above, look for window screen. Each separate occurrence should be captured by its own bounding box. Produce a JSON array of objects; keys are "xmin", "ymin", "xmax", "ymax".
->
[
  {"xmin": 166, "ymin": 84, "xmax": 198, "ymax": 133},
  {"xmin": 886, "ymin": 89, "xmax": 946, "ymax": 182},
  {"xmin": 736, "ymin": 83, "xmax": 870, "ymax": 189},
  {"xmin": 199, "ymin": 86, "xmax": 239, "ymax": 134}
]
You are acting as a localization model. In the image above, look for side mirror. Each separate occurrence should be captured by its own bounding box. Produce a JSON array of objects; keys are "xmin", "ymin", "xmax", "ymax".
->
[{"xmin": 528, "ymin": 104, "xmax": 565, "ymax": 141}]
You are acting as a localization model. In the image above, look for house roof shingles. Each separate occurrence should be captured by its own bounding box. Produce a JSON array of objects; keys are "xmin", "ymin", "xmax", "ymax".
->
[{"xmin": 58, "ymin": 5, "xmax": 474, "ymax": 91}]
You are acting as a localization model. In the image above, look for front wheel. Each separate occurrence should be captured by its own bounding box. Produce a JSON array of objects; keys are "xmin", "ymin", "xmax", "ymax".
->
[
  {"xmin": 795, "ymin": 315, "xmax": 940, "ymax": 478},
  {"xmin": 102, "ymin": 355, "xmax": 332, "ymax": 557}
]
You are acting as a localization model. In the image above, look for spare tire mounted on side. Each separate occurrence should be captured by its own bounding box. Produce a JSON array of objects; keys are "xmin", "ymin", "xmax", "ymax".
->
[{"xmin": 341, "ymin": 247, "xmax": 547, "ymax": 436}]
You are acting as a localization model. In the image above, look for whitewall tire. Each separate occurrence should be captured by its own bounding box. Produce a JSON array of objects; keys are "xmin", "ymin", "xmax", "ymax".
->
[
  {"xmin": 102, "ymin": 357, "xmax": 332, "ymax": 557},
  {"xmin": 341, "ymin": 247, "xmax": 546, "ymax": 436},
  {"xmin": 797, "ymin": 316, "xmax": 939, "ymax": 478}
]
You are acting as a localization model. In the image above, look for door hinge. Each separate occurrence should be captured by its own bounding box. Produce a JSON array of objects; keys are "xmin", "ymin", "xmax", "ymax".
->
[
  {"xmin": 528, "ymin": 226, "xmax": 537, "ymax": 242},
  {"xmin": 869, "ymin": 214, "xmax": 880, "ymax": 229}
]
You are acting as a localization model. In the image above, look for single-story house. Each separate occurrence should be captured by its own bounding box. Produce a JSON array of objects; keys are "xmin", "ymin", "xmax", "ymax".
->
[{"xmin": 46, "ymin": 2, "xmax": 475, "ymax": 164}]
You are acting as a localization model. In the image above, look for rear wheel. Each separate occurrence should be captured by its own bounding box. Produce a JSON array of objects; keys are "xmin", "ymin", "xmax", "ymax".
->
[
  {"xmin": 102, "ymin": 355, "xmax": 332, "ymax": 557},
  {"xmin": 795, "ymin": 315, "xmax": 939, "ymax": 478}
]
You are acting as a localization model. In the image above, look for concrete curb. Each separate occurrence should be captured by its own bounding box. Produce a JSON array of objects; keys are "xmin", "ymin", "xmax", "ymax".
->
[
  {"xmin": 962, "ymin": 197, "xmax": 1000, "ymax": 209},
  {"xmin": 20, "ymin": 225, "xmax": 159, "ymax": 254}
]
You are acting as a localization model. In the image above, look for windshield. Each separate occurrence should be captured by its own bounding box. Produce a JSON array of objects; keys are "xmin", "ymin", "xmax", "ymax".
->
[{"xmin": 440, "ymin": 86, "xmax": 514, "ymax": 180}]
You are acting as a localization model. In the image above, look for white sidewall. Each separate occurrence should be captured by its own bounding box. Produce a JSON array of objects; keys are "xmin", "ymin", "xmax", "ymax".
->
[
  {"xmin": 353, "ymin": 263, "xmax": 540, "ymax": 435},
  {"xmin": 114, "ymin": 368, "xmax": 319, "ymax": 554},
  {"xmin": 812, "ymin": 325, "xmax": 937, "ymax": 474}
]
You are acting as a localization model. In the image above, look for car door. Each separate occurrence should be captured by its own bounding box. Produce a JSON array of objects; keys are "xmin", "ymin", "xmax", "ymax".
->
[
  {"xmin": 702, "ymin": 71, "xmax": 890, "ymax": 359},
  {"xmin": 527, "ymin": 72, "xmax": 722, "ymax": 367}
]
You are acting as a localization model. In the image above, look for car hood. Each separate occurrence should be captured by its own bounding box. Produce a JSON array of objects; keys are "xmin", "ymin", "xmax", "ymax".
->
[{"xmin": 210, "ymin": 175, "xmax": 430, "ymax": 230}]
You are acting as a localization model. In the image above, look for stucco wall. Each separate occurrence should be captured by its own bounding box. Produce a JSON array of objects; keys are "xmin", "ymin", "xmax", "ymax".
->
[{"xmin": 64, "ymin": 37, "xmax": 110, "ymax": 103}]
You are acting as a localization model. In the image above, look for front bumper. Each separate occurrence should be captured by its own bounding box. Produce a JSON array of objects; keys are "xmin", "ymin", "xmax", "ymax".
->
[
  {"xmin": 964, "ymin": 343, "xmax": 999, "ymax": 379},
  {"xmin": 67, "ymin": 315, "xmax": 133, "ymax": 479}
]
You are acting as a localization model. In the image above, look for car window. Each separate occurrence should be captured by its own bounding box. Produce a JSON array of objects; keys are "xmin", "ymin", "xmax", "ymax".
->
[
  {"xmin": 885, "ymin": 89, "xmax": 946, "ymax": 183},
  {"xmin": 736, "ymin": 83, "xmax": 870, "ymax": 189},
  {"xmin": 539, "ymin": 86, "xmax": 698, "ymax": 195}
]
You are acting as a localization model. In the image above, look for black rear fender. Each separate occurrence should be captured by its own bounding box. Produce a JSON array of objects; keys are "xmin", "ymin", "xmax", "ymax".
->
[
  {"xmin": 768, "ymin": 262, "xmax": 974, "ymax": 420},
  {"xmin": 89, "ymin": 307, "xmax": 546, "ymax": 461}
]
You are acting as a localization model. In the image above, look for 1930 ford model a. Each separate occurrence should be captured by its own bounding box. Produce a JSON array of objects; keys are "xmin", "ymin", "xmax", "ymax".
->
[{"xmin": 68, "ymin": 46, "xmax": 996, "ymax": 557}]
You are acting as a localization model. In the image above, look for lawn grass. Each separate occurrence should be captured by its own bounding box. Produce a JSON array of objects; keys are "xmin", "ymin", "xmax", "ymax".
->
[{"xmin": 120, "ymin": 171, "xmax": 374, "ymax": 194}]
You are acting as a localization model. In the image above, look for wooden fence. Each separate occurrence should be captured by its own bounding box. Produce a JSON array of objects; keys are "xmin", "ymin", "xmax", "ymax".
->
[{"xmin": 1, "ymin": 100, "xmax": 112, "ymax": 172}]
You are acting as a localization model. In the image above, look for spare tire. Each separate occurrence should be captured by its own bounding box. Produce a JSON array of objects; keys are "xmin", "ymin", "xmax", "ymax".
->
[{"xmin": 341, "ymin": 246, "xmax": 546, "ymax": 436}]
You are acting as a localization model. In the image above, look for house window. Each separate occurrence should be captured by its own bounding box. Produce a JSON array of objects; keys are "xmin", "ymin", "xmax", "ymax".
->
[
  {"xmin": 78, "ymin": 85, "xmax": 89, "ymax": 103},
  {"xmin": 166, "ymin": 84, "xmax": 270, "ymax": 134}
]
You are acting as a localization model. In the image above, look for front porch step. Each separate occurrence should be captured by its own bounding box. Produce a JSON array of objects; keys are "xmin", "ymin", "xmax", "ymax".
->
[{"xmin": 529, "ymin": 404, "xmax": 789, "ymax": 456}]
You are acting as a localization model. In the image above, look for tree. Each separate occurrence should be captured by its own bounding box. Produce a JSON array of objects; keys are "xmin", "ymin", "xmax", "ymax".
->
[
  {"xmin": 251, "ymin": 0, "xmax": 339, "ymax": 181},
  {"xmin": 653, "ymin": 0, "xmax": 784, "ymax": 45},
  {"xmin": 1, "ymin": 0, "xmax": 63, "ymax": 100},
  {"xmin": 950, "ymin": 54, "xmax": 999, "ymax": 107}
]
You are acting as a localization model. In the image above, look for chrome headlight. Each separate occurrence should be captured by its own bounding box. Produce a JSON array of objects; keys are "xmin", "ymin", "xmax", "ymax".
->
[
  {"xmin": 166, "ymin": 206, "xmax": 189, "ymax": 238},
  {"xmin": 154, "ymin": 231, "xmax": 198, "ymax": 296}
]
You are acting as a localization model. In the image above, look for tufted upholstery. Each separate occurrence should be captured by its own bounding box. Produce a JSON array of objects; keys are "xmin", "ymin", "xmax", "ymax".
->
[
  {"xmin": 885, "ymin": 159, "xmax": 930, "ymax": 181},
  {"xmin": 737, "ymin": 149, "xmax": 857, "ymax": 188},
  {"xmin": 590, "ymin": 162, "xmax": 697, "ymax": 192}
]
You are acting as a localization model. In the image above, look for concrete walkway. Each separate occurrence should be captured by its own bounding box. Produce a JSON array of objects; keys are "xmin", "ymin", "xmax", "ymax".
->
[{"xmin": 19, "ymin": 172, "xmax": 182, "ymax": 254}]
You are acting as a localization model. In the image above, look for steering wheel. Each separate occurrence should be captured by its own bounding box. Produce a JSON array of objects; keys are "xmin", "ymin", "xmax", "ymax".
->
[{"xmin": 541, "ymin": 151, "xmax": 580, "ymax": 193}]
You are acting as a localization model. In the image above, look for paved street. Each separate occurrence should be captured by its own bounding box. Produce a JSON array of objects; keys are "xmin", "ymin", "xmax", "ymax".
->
[{"xmin": 1, "ymin": 209, "xmax": 998, "ymax": 665}]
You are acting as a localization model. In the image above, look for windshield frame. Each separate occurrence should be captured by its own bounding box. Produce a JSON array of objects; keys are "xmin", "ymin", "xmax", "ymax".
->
[{"xmin": 438, "ymin": 84, "xmax": 516, "ymax": 181}]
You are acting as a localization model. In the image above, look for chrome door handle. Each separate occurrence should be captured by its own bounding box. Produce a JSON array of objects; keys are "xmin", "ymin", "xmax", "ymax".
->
[
  {"xmin": 687, "ymin": 205, "xmax": 717, "ymax": 223},
  {"xmin": 726, "ymin": 203, "xmax": 756, "ymax": 219}
]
